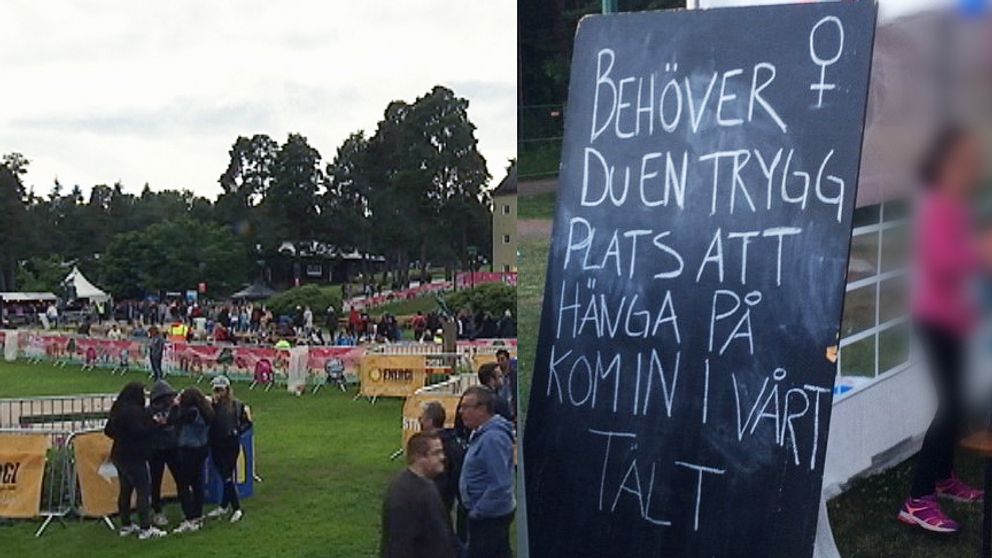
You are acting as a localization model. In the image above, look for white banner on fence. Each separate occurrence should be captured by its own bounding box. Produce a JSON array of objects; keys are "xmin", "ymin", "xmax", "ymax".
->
[
  {"xmin": 286, "ymin": 347, "xmax": 308, "ymax": 395},
  {"xmin": 3, "ymin": 331, "xmax": 16, "ymax": 362}
]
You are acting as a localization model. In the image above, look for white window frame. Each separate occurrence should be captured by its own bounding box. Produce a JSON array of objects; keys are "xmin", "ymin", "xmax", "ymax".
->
[{"xmin": 835, "ymin": 202, "xmax": 916, "ymax": 399}]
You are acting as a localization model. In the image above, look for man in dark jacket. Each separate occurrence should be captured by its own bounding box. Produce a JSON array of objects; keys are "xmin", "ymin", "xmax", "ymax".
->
[
  {"xmin": 148, "ymin": 327, "xmax": 165, "ymax": 381},
  {"xmin": 381, "ymin": 432, "xmax": 458, "ymax": 558},
  {"xmin": 477, "ymin": 363, "xmax": 513, "ymax": 422},
  {"xmin": 147, "ymin": 380, "xmax": 180, "ymax": 527},
  {"xmin": 458, "ymin": 386, "xmax": 515, "ymax": 558},
  {"xmin": 418, "ymin": 402, "xmax": 467, "ymax": 518}
]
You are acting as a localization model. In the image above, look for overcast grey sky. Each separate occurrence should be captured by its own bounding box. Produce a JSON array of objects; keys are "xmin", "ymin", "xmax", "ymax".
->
[{"xmin": 1, "ymin": 0, "xmax": 516, "ymax": 199}]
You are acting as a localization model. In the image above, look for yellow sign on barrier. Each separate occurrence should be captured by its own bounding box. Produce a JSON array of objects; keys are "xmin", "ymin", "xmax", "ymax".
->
[
  {"xmin": 74, "ymin": 432, "xmax": 177, "ymax": 518},
  {"xmin": 0, "ymin": 434, "xmax": 49, "ymax": 519},
  {"xmin": 360, "ymin": 355, "xmax": 428, "ymax": 398}
]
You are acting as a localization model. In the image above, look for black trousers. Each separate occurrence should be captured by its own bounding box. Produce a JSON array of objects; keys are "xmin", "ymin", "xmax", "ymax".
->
[
  {"xmin": 177, "ymin": 446, "xmax": 209, "ymax": 520},
  {"xmin": 211, "ymin": 440, "xmax": 241, "ymax": 510},
  {"xmin": 148, "ymin": 448, "xmax": 180, "ymax": 513},
  {"xmin": 115, "ymin": 457, "xmax": 151, "ymax": 529},
  {"xmin": 467, "ymin": 513, "xmax": 513, "ymax": 558},
  {"xmin": 150, "ymin": 356, "xmax": 163, "ymax": 380},
  {"xmin": 911, "ymin": 321, "xmax": 966, "ymax": 498}
]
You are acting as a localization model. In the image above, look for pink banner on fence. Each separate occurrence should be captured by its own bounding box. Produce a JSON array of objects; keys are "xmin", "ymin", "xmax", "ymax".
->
[
  {"xmin": 306, "ymin": 346, "xmax": 365, "ymax": 380},
  {"xmin": 73, "ymin": 337, "xmax": 145, "ymax": 367},
  {"xmin": 167, "ymin": 343, "xmax": 286, "ymax": 380},
  {"xmin": 455, "ymin": 272, "xmax": 517, "ymax": 289}
]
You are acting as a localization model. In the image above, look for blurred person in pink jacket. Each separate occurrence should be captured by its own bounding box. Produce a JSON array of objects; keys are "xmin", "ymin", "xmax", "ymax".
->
[{"xmin": 899, "ymin": 126, "xmax": 990, "ymax": 534}]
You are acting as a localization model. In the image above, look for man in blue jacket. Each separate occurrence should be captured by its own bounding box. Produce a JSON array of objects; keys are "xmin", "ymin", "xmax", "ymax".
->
[{"xmin": 458, "ymin": 386, "xmax": 515, "ymax": 558}]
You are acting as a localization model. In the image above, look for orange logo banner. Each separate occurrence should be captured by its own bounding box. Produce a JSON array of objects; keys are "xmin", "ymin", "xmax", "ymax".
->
[
  {"xmin": 0, "ymin": 434, "xmax": 50, "ymax": 518},
  {"xmin": 74, "ymin": 432, "xmax": 176, "ymax": 518},
  {"xmin": 360, "ymin": 355, "xmax": 428, "ymax": 398}
]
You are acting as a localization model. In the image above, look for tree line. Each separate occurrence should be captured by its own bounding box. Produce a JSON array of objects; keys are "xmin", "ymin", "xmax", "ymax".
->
[{"xmin": 0, "ymin": 85, "xmax": 498, "ymax": 298}]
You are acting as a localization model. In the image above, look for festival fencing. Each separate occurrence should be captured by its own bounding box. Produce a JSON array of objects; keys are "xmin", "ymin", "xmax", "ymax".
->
[
  {"xmin": 455, "ymin": 271, "xmax": 518, "ymax": 289},
  {"xmin": 1, "ymin": 331, "xmax": 513, "ymax": 392},
  {"xmin": 0, "ymin": 395, "xmax": 118, "ymax": 535},
  {"xmin": 0, "ymin": 394, "xmax": 253, "ymax": 535}
]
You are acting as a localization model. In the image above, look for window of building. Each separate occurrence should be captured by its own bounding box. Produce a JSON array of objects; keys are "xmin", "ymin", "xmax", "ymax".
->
[
  {"xmin": 836, "ymin": 201, "xmax": 913, "ymax": 397},
  {"xmin": 503, "ymin": 265, "xmax": 512, "ymax": 273},
  {"xmin": 306, "ymin": 264, "xmax": 323, "ymax": 277},
  {"xmin": 503, "ymin": 234, "xmax": 511, "ymax": 244},
  {"xmin": 502, "ymin": 204, "xmax": 511, "ymax": 215}
]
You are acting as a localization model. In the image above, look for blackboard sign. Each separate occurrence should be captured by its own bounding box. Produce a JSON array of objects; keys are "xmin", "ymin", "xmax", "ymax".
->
[{"xmin": 522, "ymin": 3, "xmax": 876, "ymax": 557}]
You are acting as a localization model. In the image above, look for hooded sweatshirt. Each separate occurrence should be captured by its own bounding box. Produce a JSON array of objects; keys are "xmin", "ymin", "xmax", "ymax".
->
[
  {"xmin": 459, "ymin": 414, "xmax": 515, "ymax": 519},
  {"xmin": 147, "ymin": 380, "xmax": 178, "ymax": 451}
]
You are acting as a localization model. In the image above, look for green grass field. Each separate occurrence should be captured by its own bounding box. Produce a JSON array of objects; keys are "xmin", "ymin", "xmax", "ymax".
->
[
  {"xmin": 0, "ymin": 361, "xmax": 407, "ymax": 558},
  {"xmin": 517, "ymin": 192, "xmax": 556, "ymax": 221},
  {"xmin": 514, "ymin": 190, "xmax": 989, "ymax": 557}
]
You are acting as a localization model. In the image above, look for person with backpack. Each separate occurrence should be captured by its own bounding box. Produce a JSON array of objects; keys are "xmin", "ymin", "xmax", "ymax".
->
[
  {"xmin": 104, "ymin": 382, "xmax": 167, "ymax": 539},
  {"xmin": 147, "ymin": 380, "xmax": 181, "ymax": 528},
  {"xmin": 171, "ymin": 387, "xmax": 214, "ymax": 533},
  {"xmin": 207, "ymin": 375, "xmax": 251, "ymax": 523}
]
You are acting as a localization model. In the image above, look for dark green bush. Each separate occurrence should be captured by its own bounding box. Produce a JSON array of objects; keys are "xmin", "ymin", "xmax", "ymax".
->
[{"xmin": 445, "ymin": 283, "xmax": 517, "ymax": 318}]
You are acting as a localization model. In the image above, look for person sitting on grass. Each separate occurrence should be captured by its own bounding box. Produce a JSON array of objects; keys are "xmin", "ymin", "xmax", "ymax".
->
[
  {"xmin": 380, "ymin": 432, "xmax": 458, "ymax": 558},
  {"xmin": 104, "ymin": 382, "xmax": 167, "ymax": 540}
]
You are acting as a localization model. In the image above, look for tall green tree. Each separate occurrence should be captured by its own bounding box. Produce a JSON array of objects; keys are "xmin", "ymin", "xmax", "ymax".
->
[
  {"xmin": 100, "ymin": 217, "xmax": 247, "ymax": 299},
  {"xmin": 0, "ymin": 153, "xmax": 29, "ymax": 290},
  {"xmin": 262, "ymin": 133, "xmax": 324, "ymax": 245}
]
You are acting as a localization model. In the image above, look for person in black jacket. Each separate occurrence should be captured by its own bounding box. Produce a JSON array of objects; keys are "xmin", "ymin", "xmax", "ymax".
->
[
  {"xmin": 381, "ymin": 432, "xmax": 458, "ymax": 558},
  {"xmin": 418, "ymin": 402, "xmax": 467, "ymax": 520},
  {"xmin": 206, "ymin": 375, "xmax": 251, "ymax": 523},
  {"xmin": 148, "ymin": 326, "xmax": 165, "ymax": 381},
  {"xmin": 171, "ymin": 386, "xmax": 214, "ymax": 534},
  {"xmin": 477, "ymin": 363, "xmax": 513, "ymax": 422},
  {"xmin": 104, "ymin": 382, "xmax": 166, "ymax": 539},
  {"xmin": 147, "ymin": 380, "xmax": 180, "ymax": 528}
]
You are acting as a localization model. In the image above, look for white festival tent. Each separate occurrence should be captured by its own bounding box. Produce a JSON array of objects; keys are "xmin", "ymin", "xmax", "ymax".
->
[{"xmin": 63, "ymin": 267, "xmax": 111, "ymax": 303}]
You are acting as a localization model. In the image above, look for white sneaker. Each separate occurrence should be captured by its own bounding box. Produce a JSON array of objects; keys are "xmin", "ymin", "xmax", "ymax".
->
[
  {"xmin": 206, "ymin": 506, "xmax": 229, "ymax": 519},
  {"xmin": 118, "ymin": 524, "xmax": 140, "ymax": 537},
  {"xmin": 172, "ymin": 520, "xmax": 200, "ymax": 534},
  {"xmin": 138, "ymin": 526, "xmax": 167, "ymax": 540},
  {"xmin": 229, "ymin": 509, "xmax": 243, "ymax": 523},
  {"xmin": 152, "ymin": 513, "xmax": 169, "ymax": 527}
]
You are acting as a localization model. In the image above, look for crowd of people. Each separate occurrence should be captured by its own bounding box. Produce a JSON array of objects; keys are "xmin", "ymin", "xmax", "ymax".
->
[
  {"xmin": 104, "ymin": 375, "xmax": 252, "ymax": 539},
  {"xmin": 382, "ymin": 351, "xmax": 517, "ymax": 558}
]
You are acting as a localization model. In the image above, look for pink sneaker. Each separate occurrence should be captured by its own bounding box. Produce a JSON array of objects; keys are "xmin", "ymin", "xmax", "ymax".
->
[
  {"xmin": 897, "ymin": 495, "xmax": 960, "ymax": 533},
  {"xmin": 936, "ymin": 473, "xmax": 984, "ymax": 503}
]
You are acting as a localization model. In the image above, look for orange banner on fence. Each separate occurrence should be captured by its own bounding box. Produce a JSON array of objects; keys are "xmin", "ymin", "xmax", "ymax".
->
[
  {"xmin": 360, "ymin": 355, "xmax": 428, "ymax": 398},
  {"xmin": 0, "ymin": 434, "xmax": 49, "ymax": 518},
  {"xmin": 74, "ymin": 432, "xmax": 176, "ymax": 518}
]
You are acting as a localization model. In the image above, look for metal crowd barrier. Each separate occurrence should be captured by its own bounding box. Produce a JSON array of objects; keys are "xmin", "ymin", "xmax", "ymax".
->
[
  {"xmin": 0, "ymin": 427, "xmax": 82, "ymax": 537},
  {"xmin": 0, "ymin": 394, "xmax": 116, "ymax": 432},
  {"xmin": 0, "ymin": 395, "xmax": 116, "ymax": 536}
]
